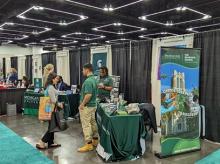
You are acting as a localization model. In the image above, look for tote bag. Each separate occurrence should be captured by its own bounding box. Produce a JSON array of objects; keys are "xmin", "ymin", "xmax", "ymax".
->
[{"xmin": 38, "ymin": 86, "xmax": 55, "ymax": 121}]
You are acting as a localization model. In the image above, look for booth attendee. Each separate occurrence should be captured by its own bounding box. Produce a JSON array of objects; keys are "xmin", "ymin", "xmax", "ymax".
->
[
  {"xmin": 56, "ymin": 75, "xmax": 69, "ymax": 91},
  {"xmin": 36, "ymin": 72, "xmax": 63, "ymax": 149},
  {"xmin": 97, "ymin": 66, "xmax": 113, "ymax": 98},
  {"xmin": 43, "ymin": 64, "xmax": 54, "ymax": 88},
  {"xmin": 6, "ymin": 68, "xmax": 18, "ymax": 84},
  {"xmin": 21, "ymin": 76, "xmax": 30, "ymax": 89},
  {"xmin": 78, "ymin": 63, "xmax": 98, "ymax": 153}
]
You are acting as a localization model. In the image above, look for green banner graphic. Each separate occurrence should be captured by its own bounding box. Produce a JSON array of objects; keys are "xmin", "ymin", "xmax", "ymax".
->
[{"xmin": 160, "ymin": 47, "xmax": 201, "ymax": 156}]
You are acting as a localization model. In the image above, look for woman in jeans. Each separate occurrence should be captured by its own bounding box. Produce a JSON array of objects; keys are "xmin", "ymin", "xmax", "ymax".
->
[{"xmin": 36, "ymin": 72, "xmax": 63, "ymax": 149}]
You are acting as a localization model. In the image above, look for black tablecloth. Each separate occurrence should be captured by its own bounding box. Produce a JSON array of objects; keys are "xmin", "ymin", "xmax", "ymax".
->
[{"xmin": 0, "ymin": 88, "xmax": 26, "ymax": 115}]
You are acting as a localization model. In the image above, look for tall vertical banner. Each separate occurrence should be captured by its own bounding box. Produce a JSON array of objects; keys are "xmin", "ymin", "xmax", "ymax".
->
[{"xmin": 159, "ymin": 47, "xmax": 201, "ymax": 157}]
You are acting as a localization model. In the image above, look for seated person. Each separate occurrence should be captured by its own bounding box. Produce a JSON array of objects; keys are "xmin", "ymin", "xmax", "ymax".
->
[
  {"xmin": 21, "ymin": 76, "xmax": 30, "ymax": 88},
  {"xmin": 6, "ymin": 68, "xmax": 18, "ymax": 84},
  {"xmin": 56, "ymin": 75, "xmax": 69, "ymax": 91},
  {"xmin": 97, "ymin": 66, "xmax": 113, "ymax": 98}
]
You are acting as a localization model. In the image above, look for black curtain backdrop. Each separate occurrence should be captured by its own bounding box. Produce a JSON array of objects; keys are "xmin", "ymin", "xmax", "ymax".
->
[
  {"xmin": 69, "ymin": 47, "xmax": 91, "ymax": 85},
  {"xmin": 3, "ymin": 58, "xmax": 6, "ymax": 79},
  {"xmin": 112, "ymin": 43, "xmax": 131, "ymax": 101},
  {"xmin": 80, "ymin": 48, "xmax": 91, "ymax": 84},
  {"xmin": 11, "ymin": 57, "xmax": 18, "ymax": 70},
  {"xmin": 129, "ymin": 41, "xmax": 152, "ymax": 103},
  {"xmin": 41, "ymin": 52, "xmax": 57, "ymax": 73},
  {"xmin": 25, "ymin": 55, "xmax": 33, "ymax": 83},
  {"xmin": 69, "ymin": 49, "xmax": 81, "ymax": 85},
  {"xmin": 194, "ymin": 30, "xmax": 220, "ymax": 142}
]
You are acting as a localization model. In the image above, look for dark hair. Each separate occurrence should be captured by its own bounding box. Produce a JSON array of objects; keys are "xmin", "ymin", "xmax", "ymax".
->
[
  {"xmin": 161, "ymin": 93, "xmax": 166, "ymax": 99},
  {"xmin": 193, "ymin": 95, "xmax": 199, "ymax": 102},
  {"xmin": 45, "ymin": 72, "xmax": 57, "ymax": 88},
  {"xmin": 83, "ymin": 63, "xmax": 93, "ymax": 72},
  {"xmin": 22, "ymin": 76, "xmax": 28, "ymax": 81},
  {"xmin": 57, "ymin": 75, "xmax": 63, "ymax": 82},
  {"xmin": 100, "ymin": 66, "xmax": 109, "ymax": 76}
]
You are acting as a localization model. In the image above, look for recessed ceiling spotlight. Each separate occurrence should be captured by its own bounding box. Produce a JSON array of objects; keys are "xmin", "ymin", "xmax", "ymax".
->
[
  {"xmin": 23, "ymin": 35, "xmax": 28, "ymax": 38},
  {"xmin": 117, "ymin": 31, "xmax": 124, "ymax": 35},
  {"xmin": 17, "ymin": 15, "xmax": 26, "ymax": 19},
  {"xmin": 92, "ymin": 28, "xmax": 98, "ymax": 31},
  {"xmin": 182, "ymin": 7, "xmax": 187, "ymax": 11},
  {"xmin": 106, "ymin": 41, "xmax": 110, "ymax": 43},
  {"xmin": 40, "ymin": 40, "xmax": 46, "ymax": 43},
  {"xmin": 62, "ymin": 35, "xmax": 67, "ymax": 38},
  {"xmin": 165, "ymin": 22, "xmax": 174, "ymax": 26},
  {"xmin": 121, "ymin": 38, "xmax": 126, "ymax": 41},
  {"xmin": 140, "ymin": 16, "xmax": 146, "ymax": 20},
  {"xmin": 108, "ymin": 5, "xmax": 114, "ymax": 11},
  {"xmin": 32, "ymin": 31, "xmax": 39, "ymax": 35},
  {"xmin": 186, "ymin": 28, "xmax": 193, "ymax": 31},
  {"xmin": 44, "ymin": 27, "xmax": 52, "ymax": 31},
  {"xmin": 91, "ymin": 43, "xmax": 98, "ymax": 45},
  {"xmin": 8, "ymin": 40, "xmax": 13, "ymax": 43},
  {"xmin": 33, "ymin": 6, "xmax": 44, "ymax": 10},
  {"xmin": 75, "ymin": 32, "xmax": 82, "ymax": 35},
  {"xmin": 73, "ymin": 40, "xmax": 78, "ymax": 43},
  {"xmin": 100, "ymin": 35, "xmax": 105, "ymax": 38},
  {"xmin": 176, "ymin": 6, "xmax": 187, "ymax": 11},
  {"xmin": 85, "ymin": 38, "xmax": 91, "ymax": 41},
  {"xmin": 203, "ymin": 15, "xmax": 211, "ymax": 20},
  {"xmin": 176, "ymin": 7, "xmax": 182, "ymax": 11},
  {"xmin": 113, "ymin": 22, "xmax": 121, "ymax": 26},
  {"xmin": 59, "ymin": 22, "xmax": 67, "ymax": 26},
  {"xmin": 5, "ymin": 22, "xmax": 15, "ymax": 26},
  {"xmin": 0, "ymin": 28, "xmax": 3, "ymax": 30},
  {"xmin": 139, "ymin": 35, "xmax": 144, "ymax": 38},
  {"xmin": 81, "ymin": 44, "xmax": 88, "ymax": 46},
  {"xmin": 49, "ymin": 38, "xmax": 56, "ymax": 41},
  {"xmin": 25, "ymin": 44, "xmax": 29, "ymax": 46},
  {"xmin": 80, "ymin": 15, "xmax": 86, "ymax": 19},
  {"xmin": 141, "ymin": 28, "xmax": 146, "ymax": 31}
]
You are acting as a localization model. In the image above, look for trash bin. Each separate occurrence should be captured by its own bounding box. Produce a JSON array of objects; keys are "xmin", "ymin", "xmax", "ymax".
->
[{"xmin": 6, "ymin": 103, "xmax": 17, "ymax": 117}]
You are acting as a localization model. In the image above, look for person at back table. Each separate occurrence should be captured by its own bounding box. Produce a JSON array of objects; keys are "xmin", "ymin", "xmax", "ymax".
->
[
  {"xmin": 43, "ymin": 64, "xmax": 54, "ymax": 88},
  {"xmin": 56, "ymin": 75, "xmax": 69, "ymax": 91},
  {"xmin": 97, "ymin": 66, "xmax": 113, "ymax": 98},
  {"xmin": 6, "ymin": 68, "xmax": 18, "ymax": 84}
]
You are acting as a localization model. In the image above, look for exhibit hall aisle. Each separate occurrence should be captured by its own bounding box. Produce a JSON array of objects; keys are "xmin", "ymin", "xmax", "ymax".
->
[{"xmin": 0, "ymin": 115, "xmax": 219, "ymax": 164}]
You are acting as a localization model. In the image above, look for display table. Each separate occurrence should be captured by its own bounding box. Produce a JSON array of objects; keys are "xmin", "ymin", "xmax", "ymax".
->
[
  {"xmin": 23, "ymin": 92, "xmax": 80, "ymax": 117},
  {"xmin": 0, "ymin": 88, "xmax": 26, "ymax": 115},
  {"xmin": 96, "ymin": 103, "xmax": 147, "ymax": 162},
  {"xmin": 23, "ymin": 92, "xmax": 44, "ymax": 116}
]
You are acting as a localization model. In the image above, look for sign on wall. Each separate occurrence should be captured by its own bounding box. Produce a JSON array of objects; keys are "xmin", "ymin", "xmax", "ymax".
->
[
  {"xmin": 92, "ymin": 52, "xmax": 107, "ymax": 75},
  {"xmin": 159, "ymin": 47, "xmax": 201, "ymax": 157}
]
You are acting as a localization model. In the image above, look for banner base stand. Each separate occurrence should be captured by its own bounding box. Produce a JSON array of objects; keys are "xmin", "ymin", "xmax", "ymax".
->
[{"xmin": 155, "ymin": 149, "xmax": 201, "ymax": 159}]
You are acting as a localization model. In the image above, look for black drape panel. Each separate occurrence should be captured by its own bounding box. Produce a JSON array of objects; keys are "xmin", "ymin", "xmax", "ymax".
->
[
  {"xmin": 112, "ymin": 43, "xmax": 131, "ymax": 101},
  {"xmin": 3, "ymin": 58, "xmax": 6, "ymax": 79},
  {"xmin": 25, "ymin": 55, "xmax": 33, "ymax": 83},
  {"xmin": 129, "ymin": 41, "xmax": 152, "ymax": 103},
  {"xmin": 41, "ymin": 52, "xmax": 57, "ymax": 72},
  {"xmin": 69, "ymin": 48, "xmax": 91, "ymax": 85},
  {"xmin": 69, "ymin": 49, "xmax": 81, "ymax": 85},
  {"xmin": 11, "ymin": 57, "xmax": 18, "ymax": 70},
  {"xmin": 194, "ymin": 31, "xmax": 220, "ymax": 142},
  {"xmin": 80, "ymin": 48, "xmax": 91, "ymax": 84}
]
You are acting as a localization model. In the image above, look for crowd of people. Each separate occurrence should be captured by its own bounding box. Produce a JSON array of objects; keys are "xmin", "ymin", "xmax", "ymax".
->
[{"xmin": 35, "ymin": 63, "xmax": 113, "ymax": 152}]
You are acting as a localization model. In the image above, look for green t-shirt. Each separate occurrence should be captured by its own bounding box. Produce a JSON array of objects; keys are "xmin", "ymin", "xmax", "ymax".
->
[
  {"xmin": 97, "ymin": 76, "xmax": 113, "ymax": 97},
  {"xmin": 80, "ymin": 74, "xmax": 97, "ymax": 107}
]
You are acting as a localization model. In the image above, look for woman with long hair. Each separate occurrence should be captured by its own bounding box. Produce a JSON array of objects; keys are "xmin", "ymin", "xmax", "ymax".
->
[
  {"xmin": 43, "ymin": 64, "xmax": 54, "ymax": 88},
  {"xmin": 36, "ymin": 72, "xmax": 63, "ymax": 149}
]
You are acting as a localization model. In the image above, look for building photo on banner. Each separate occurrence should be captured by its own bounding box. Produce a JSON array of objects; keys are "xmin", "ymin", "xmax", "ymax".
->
[{"xmin": 1, "ymin": 0, "xmax": 220, "ymax": 164}]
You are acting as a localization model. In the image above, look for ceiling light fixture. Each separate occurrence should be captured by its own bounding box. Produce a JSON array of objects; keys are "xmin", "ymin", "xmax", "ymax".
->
[
  {"xmin": 186, "ymin": 22, "xmax": 220, "ymax": 33},
  {"xmin": 139, "ymin": 6, "xmax": 212, "ymax": 26},
  {"xmin": 5, "ymin": 22, "xmax": 15, "ymax": 26},
  {"xmin": 62, "ymin": 32, "xmax": 106, "ymax": 41},
  {"xmin": 139, "ymin": 32, "xmax": 178, "ymax": 39},
  {"xmin": 93, "ymin": 23, "xmax": 147, "ymax": 35},
  {"xmin": 17, "ymin": 6, "xmax": 88, "ymax": 26},
  {"xmin": 106, "ymin": 38, "xmax": 137, "ymax": 44},
  {"xmin": 66, "ymin": 0, "xmax": 143, "ymax": 12}
]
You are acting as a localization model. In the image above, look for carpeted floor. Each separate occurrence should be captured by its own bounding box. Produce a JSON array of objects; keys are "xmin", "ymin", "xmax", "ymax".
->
[
  {"xmin": 0, "ymin": 122, "xmax": 54, "ymax": 164},
  {"xmin": 196, "ymin": 149, "xmax": 220, "ymax": 164}
]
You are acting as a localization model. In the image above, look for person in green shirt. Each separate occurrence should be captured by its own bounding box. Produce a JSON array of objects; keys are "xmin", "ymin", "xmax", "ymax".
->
[
  {"xmin": 78, "ymin": 63, "xmax": 98, "ymax": 153},
  {"xmin": 97, "ymin": 66, "xmax": 113, "ymax": 98}
]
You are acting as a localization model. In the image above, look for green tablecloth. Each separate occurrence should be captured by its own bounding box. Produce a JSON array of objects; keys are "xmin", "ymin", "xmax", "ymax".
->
[
  {"xmin": 23, "ymin": 92, "xmax": 44, "ymax": 116},
  {"xmin": 96, "ymin": 103, "xmax": 147, "ymax": 162},
  {"xmin": 23, "ymin": 92, "xmax": 80, "ymax": 117}
]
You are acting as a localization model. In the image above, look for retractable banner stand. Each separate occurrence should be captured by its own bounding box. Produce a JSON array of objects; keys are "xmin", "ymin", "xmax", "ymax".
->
[{"xmin": 157, "ymin": 47, "xmax": 201, "ymax": 158}]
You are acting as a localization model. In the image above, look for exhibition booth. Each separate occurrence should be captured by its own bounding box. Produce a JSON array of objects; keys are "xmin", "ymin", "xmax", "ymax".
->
[{"xmin": 0, "ymin": 0, "xmax": 220, "ymax": 164}]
